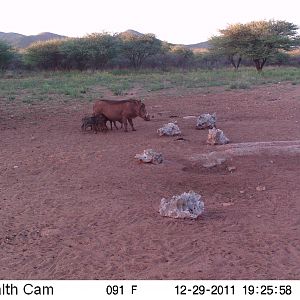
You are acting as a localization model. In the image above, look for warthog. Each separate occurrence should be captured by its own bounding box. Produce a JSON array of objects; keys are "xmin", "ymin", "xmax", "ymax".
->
[
  {"xmin": 93, "ymin": 99, "xmax": 150, "ymax": 132},
  {"xmin": 81, "ymin": 114, "xmax": 108, "ymax": 133}
]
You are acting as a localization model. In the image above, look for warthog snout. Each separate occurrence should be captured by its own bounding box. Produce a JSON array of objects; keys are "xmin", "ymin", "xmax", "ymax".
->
[
  {"xmin": 144, "ymin": 113, "xmax": 151, "ymax": 121},
  {"xmin": 139, "ymin": 103, "xmax": 150, "ymax": 121}
]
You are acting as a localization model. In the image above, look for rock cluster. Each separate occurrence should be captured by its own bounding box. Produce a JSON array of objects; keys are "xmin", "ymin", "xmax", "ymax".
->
[
  {"xmin": 207, "ymin": 128, "xmax": 230, "ymax": 145},
  {"xmin": 135, "ymin": 149, "xmax": 163, "ymax": 164},
  {"xmin": 159, "ymin": 191, "xmax": 204, "ymax": 219},
  {"xmin": 196, "ymin": 113, "xmax": 216, "ymax": 129},
  {"xmin": 157, "ymin": 122, "xmax": 181, "ymax": 136}
]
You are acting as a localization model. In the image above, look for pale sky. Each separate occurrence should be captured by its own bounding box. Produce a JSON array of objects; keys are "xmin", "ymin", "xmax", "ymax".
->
[{"xmin": 1, "ymin": 0, "xmax": 299, "ymax": 44}]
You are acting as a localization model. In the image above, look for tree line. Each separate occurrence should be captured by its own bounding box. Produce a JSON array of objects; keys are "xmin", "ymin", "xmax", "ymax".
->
[{"xmin": 1, "ymin": 20, "xmax": 299, "ymax": 72}]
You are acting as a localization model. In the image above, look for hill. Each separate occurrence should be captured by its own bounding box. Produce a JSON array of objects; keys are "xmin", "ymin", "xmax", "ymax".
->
[
  {"xmin": 0, "ymin": 29, "xmax": 209, "ymax": 50},
  {"xmin": 118, "ymin": 29, "xmax": 144, "ymax": 38},
  {"xmin": 185, "ymin": 41, "xmax": 211, "ymax": 49},
  {"xmin": 0, "ymin": 32, "xmax": 67, "ymax": 48}
]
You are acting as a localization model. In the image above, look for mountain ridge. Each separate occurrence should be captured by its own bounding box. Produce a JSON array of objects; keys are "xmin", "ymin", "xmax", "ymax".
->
[
  {"xmin": 0, "ymin": 30, "xmax": 209, "ymax": 50},
  {"xmin": 0, "ymin": 32, "xmax": 67, "ymax": 48}
]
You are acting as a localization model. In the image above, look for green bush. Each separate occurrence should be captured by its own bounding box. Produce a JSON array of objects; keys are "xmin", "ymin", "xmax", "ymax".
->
[
  {"xmin": 24, "ymin": 39, "xmax": 65, "ymax": 70},
  {"xmin": 0, "ymin": 41, "xmax": 14, "ymax": 70},
  {"xmin": 120, "ymin": 33, "xmax": 163, "ymax": 69},
  {"xmin": 24, "ymin": 33, "xmax": 119, "ymax": 71}
]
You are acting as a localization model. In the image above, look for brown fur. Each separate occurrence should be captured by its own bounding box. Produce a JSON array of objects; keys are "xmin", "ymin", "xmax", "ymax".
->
[{"xmin": 93, "ymin": 99, "xmax": 150, "ymax": 132}]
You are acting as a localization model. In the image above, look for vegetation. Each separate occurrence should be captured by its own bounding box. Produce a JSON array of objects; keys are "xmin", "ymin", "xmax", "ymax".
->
[
  {"xmin": 210, "ymin": 20, "xmax": 300, "ymax": 71},
  {"xmin": 170, "ymin": 46, "xmax": 194, "ymax": 68},
  {"xmin": 0, "ymin": 41, "xmax": 14, "ymax": 70},
  {"xmin": 23, "ymin": 32, "xmax": 165, "ymax": 71},
  {"xmin": 1, "ymin": 67, "xmax": 300, "ymax": 104},
  {"xmin": 25, "ymin": 39, "xmax": 64, "ymax": 70},
  {"xmin": 1, "ymin": 19, "xmax": 299, "ymax": 72},
  {"xmin": 121, "ymin": 33, "xmax": 163, "ymax": 69}
]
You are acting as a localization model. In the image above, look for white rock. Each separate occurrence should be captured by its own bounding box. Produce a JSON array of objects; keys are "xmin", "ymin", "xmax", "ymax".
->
[
  {"xmin": 183, "ymin": 115, "xmax": 197, "ymax": 120},
  {"xmin": 222, "ymin": 202, "xmax": 234, "ymax": 207},
  {"xmin": 202, "ymin": 157, "xmax": 226, "ymax": 168},
  {"xmin": 207, "ymin": 128, "xmax": 230, "ymax": 145},
  {"xmin": 196, "ymin": 113, "xmax": 216, "ymax": 129},
  {"xmin": 157, "ymin": 122, "xmax": 181, "ymax": 136},
  {"xmin": 135, "ymin": 149, "xmax": 163, "ymax": 164},
  {"xmin": 227, "ymin": 166, "xmax": 236, "ymax": 172},
  {"xmin": 256, "ymin": 185, "xmax": 266, "ymax": 192},
  {"xmin": 159, "ymin": 191, "xmax": 204, "ymax": 219}
]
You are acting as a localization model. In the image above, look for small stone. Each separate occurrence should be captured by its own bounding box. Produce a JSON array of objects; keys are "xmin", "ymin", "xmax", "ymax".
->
[
  {"xmin": 135, "ymin": 149, "xmax": 163, "ymax": 164},
  {"xmin": 256, "ymin": 214, "xmax": 261, "ymax": 218},
  {"xmin": 159, "ymin": 191, "xmax": 204, "ymax": 219},
  {"xmin": 13, "ymin": 165, "xmax": 19, "ymax": 169},
  {"xmin": 222, "ymin": 202, "xmax": 234, "ymax": 207},
  {"xmin": 202, "ymin": 157, "xmax": 226, "ymax": 168},
  {"xmin": 227, "ymin": 166, "xmax": 236, "ymax": 172},
  {"xmin": 256, "ymin": 186, "xmax": 266, "ymax": 192},
  {"xmin": 183, "ymin": 116, "xmax": 197, "ymax": 120},
  {"xmin": 239, "ymin": 190, "xmax": 245, "ymax": 194}
]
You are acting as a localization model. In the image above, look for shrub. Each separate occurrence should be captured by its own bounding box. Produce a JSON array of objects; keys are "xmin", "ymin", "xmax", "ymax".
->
[
  {"xmin": 25, "ymin": 39, "xmax": 65, "ymax": 70},
  {"xmin": 0, "ymin": 41, "xmax": 14, "ymax": 70}
]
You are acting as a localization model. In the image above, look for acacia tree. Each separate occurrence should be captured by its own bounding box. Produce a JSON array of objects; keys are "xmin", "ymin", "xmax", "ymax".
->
[
  {"xmin": 209, "ymin": 24, "xmax": 244, "ymax": 69},
  {"xmin": 25, "ymin": 39, "xmax": 65, "ymax": 70},
  {"xmin": 121, "ymin": 33, "xmax": 163, "ymax": 69},
  {"xmin": 210, "ymin": 20, "xmax": 300, "ymax": 71},
  {"xmin": 59, "ymin": 38, "xmax": 92, "ymax": 71},
  {"xmin": 83, "ymin": 33, "xmax": 118, "ymax": 69}
]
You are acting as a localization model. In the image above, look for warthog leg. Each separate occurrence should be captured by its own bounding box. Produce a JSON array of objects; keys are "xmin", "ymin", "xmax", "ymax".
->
[
  {"xmin": 109, "ymin": 121, "xmax": 119, "ymax": 130},
  {"xmin": 122, "ymin": 117, "xmax": 128, "ymax": 132},
  {"xmin": 92, "ymin": 124, "xmax": 98, "ymax": 134},
  {"xmin": 128, "ymin": 118, "xmax": 136, "ymax": 131},
  {"xmin": 113, "ymin": 121, "xmax": 119, "ymax": 130}
]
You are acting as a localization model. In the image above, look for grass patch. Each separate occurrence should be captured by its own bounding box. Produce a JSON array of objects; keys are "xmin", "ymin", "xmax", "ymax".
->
[
  {"xmin": 1, "ymin": 67, "xmax": 300, "ymax": 103},
  {"xmin": 228, "ymin": 81, "xmax": 251, "ymax": 89}
]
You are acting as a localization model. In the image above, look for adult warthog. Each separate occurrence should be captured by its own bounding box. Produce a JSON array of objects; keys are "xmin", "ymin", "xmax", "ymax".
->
[{"xmin": 93, "ymin": 99, "xmax": 150, "ymax": 132}]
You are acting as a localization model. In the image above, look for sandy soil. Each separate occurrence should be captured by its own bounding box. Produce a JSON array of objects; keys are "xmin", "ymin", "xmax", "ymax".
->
[{"xmin": 0, "ymin": 83, "xmax": 299, "ymax": 279}]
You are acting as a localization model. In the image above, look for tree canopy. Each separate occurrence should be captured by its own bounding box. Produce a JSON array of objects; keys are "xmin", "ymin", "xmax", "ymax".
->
[
  {"xmin": 121, "ymin": 33, "xmax": 163, "ymax": 69},
  {"xmin": 210, "ymin": 20, "xmax": 300, "ymax": 71}
]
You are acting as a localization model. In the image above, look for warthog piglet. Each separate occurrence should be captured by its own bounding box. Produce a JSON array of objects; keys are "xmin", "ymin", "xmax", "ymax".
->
[{"xmin": 81, "ymin": 114, "xmax": 108, "ymax": 133}]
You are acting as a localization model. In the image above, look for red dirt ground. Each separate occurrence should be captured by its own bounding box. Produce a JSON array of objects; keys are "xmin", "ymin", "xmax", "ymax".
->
[{"xmin": 1, "ymin": 83, "xmax": 299, "ymax": 279}]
